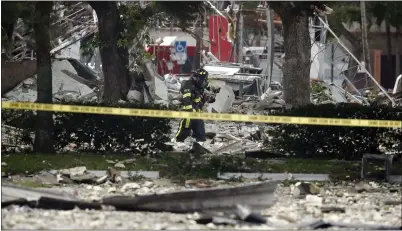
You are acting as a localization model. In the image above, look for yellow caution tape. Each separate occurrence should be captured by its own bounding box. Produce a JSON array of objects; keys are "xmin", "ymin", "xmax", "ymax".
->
[{"xmin": 2, "ymin": 101, "xmax": 401, "ymax": 128}]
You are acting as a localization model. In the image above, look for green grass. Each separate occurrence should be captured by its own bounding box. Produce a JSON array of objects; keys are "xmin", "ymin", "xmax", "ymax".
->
[
  {"xmin": 15, "ymin": 180, "xmax": 52, "ymax": 188},
  {"xmin": 2, "ymin": 153, "xmax": 402, "ymax": 181}
]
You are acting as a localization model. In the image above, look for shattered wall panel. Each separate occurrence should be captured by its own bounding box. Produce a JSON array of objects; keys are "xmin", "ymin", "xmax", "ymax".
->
[
  {"xmin": 1, "ymin": 60, "xmax": 37, "ymax": 95},
  {"xmin": 207, "ymin": 85, "xmax": 235, "ymax": 113},
  {"xmin": 4, "ymin": 60, "xmax": 94, "ymax": 102}
]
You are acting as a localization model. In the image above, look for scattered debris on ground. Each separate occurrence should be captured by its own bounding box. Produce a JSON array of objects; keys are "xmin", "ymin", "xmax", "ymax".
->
[
  {"xmin": 2, "ymin": 181, "xmax": 278, "ymax": 213},
  {"xmin": 2, "ymin": 180, "xmax": 401, "ymax": 229}
]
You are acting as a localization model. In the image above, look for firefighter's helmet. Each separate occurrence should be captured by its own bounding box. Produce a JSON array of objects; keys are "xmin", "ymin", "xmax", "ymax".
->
[{"xmin": 192, "ymin": 68, "xmax": 209, "ymax": 88}]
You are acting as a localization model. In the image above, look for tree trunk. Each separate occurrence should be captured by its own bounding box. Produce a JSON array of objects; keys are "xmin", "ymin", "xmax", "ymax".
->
[
  {"xmin": 33, "ymin": 1, "xmax": 55, "ymax": 153},
  {"xmin": 94, "ymin": 48, "xmax": 102, "ymax": 75},
  {"xmin": 280, "ymin": 13, "xmax": 311, "ymax": 107},
  {"xmin": 233, "ymin": 5, "xmax": 242, "ymax": 63},
  {"xmin": 360, "ymin": 1, "xmax": 372, "ymax": 87},
  {"xmin": 194, "ymin": 19, "xmax": 202, "ymax": 70},
  {"xmin": 396, "ymin": 28, "xmax": 401, "ymax": 76},
  {"xmin": 89, "ymin": 1, "xmax": 131, "ymax": 104},
  {"xmin": 385, "ymin": 22, "xmax": 393, "ymax": 80}
]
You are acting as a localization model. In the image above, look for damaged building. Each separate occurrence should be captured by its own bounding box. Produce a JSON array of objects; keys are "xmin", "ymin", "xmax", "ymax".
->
[{"xmin": 2, "ymin": 1, "xmax": 402, "ymax": 156}]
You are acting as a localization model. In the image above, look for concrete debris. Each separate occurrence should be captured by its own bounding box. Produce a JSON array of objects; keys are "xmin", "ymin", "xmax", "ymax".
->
[
  {"xmin": 59, "ymin": 166, "xmax": 87, "ymax": 177},
  {"xmin": 2, "ymin": 180, "xmax": 402, "ymax": 229},
  {"xmin": 305, "ymin": 194, "xmax": 323, "ymax": 205},
  {"xmin": 107, "ymin": 187, "xmax": 117, "ymax": 194},
  {"xmin": 290, "ymin": 182, "xmax": 321, "ymax": 196},
  {"xmin": 217, "ymin": 173, "xmax": 330, "ymax": 181},
  {"xmin": 69, "ymin": 172, "xmax": 98, "ymax": 183},
  {"xmin": 260, "ymin": 85, "xmax": 282, "ymax": 101},
  {"xmin": 34, "ymin": 172, "xmax": 59, "ymax": 185},
  {"xmin": 136, "ymin": 186, "xmax": 152, "ymax": 195},
  {"xmin": 114, "ymin": 163, "xmax": 125, "ymax": 169},
  {"xmin": 121, "ymin": 182, "xmax": 141, "ymax": 191},
  {"xmin": 57, "ymin": 174, "xmax": 75, "ymax": 184},
  {"xmin": 143, "ymin": 181, "xmax": 154, "ymax": 188},
  {"xmin": 106, "ymin": 167, "xmax": 122, "ymax": 183},
  {"xmin": 5, "ymin": 166, "xmax": 161, "ymax": 187},
  {"xmin": 353, "ymin": 181, "xmax": 373, "ymax": 193},
  {"xmin": 255, "ymin": 90, "xmax": 285, "ymax": 110},
  {"xmin": 57, "ymin": 166, "xmax": 99, "ymax": 184},
  {"xmin": 95, "ymin": 175, "xmax": 108, "ymax": 184}
]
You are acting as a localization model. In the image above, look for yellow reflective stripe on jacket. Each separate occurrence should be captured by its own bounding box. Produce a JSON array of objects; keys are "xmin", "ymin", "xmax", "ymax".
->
[
  {"xmin": 183, "ymin": 105, "xmax": 193, "ymax": 110},
  {"xmin": 175, "ymin": 119, "xmax": 184, "ymax": 137},
  {"xmin": 194, "ymin": 97, "xmax": 201, "ymax": 103},
  {"xmin": 183, "ymin": 93, "xmax": 191, "ymax": 98}
]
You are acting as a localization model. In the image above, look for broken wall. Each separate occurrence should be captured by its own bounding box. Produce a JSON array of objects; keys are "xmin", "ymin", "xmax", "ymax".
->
[
  {"xmin": 1, "ymin": 60, "xmax": 37, "ymax": 95},
  {"xmin": 4, "ymin": 59, "xmax": 94, "ymax": 102}
]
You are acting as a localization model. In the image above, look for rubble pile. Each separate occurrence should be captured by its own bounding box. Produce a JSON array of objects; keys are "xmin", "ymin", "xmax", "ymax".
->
[
  {"xmin": 3, "ymin": 2, "xmax": 96, "ymax": 62},
  {"xmin": 1, "ymin": 125, "xmax": 33, "ymax": 153},
  {"xmin": 33, "ymin": 167, "xmax": 111, "ymax": 186},
  {"xmin": 3, "ymin": 56, "xmax": 401, "ymax": 156},
  {"xmin": 3, "ymin": 59, "xmax": 100, "ymax": 103},
  {"xmin": 2, "ymin": 180, "xmax": 401, "ymax": 229},
  {"xmin": 168, "ymin": 120, "xmax": 267, "ymax": 154},
  {"xmin": 15, "ymin": 163, "xmax": 150, "ymax": 187}
]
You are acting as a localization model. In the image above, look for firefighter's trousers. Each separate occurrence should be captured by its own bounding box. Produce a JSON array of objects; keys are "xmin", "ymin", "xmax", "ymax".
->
[{"xmin": 175, "ymin": 117, "xmax": 206, "ymax": 142}]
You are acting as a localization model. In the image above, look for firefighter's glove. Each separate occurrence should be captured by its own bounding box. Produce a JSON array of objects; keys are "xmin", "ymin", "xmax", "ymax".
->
[
  {"xmin": 202, "ymin": 95, "xmax": 215, "ymax": 104},
  {"xmin": 207, "ymin": 95, "xmax": 216, "ymax": 103}
]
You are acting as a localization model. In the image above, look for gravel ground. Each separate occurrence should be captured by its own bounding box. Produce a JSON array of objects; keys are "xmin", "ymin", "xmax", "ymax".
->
[{"xmin": 2, "ymin": 180, "xmax": 401, "ymax": 229}]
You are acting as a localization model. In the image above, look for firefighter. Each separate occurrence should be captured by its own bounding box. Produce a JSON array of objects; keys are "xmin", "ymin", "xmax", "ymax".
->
[{"xmin": 173, "ymin": 68, "xmax": 215, "ymax": 153}]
